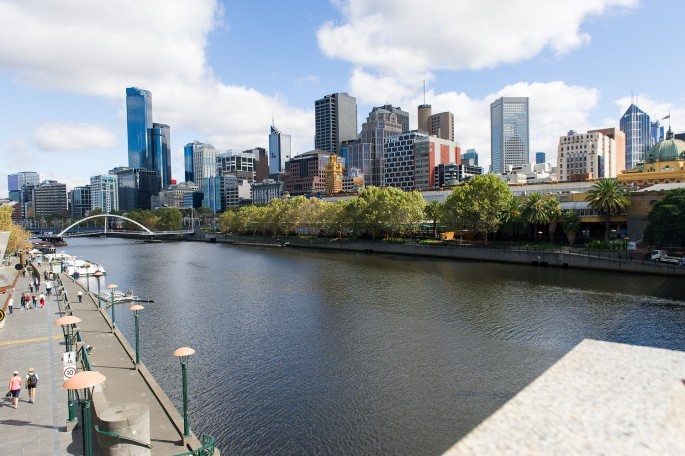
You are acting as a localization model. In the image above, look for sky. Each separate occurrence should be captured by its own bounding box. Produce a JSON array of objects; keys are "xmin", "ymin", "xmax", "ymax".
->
[{"xmin": 1, "ymin": 0, "xmax": 684, "ymax": 197}]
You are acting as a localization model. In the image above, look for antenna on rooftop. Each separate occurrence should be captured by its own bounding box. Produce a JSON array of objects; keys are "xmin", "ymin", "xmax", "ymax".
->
[{"xmin": 423, "ymin": 80, "xmax": 426, "ymax": 105}]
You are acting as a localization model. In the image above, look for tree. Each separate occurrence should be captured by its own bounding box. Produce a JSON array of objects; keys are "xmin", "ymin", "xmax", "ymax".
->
[
  {"xmin": 521, "ymin": 192, "xmax": 551, "ymax": 242},
  {"xmin": 545, "ymin": 198, "xmax": 563, "ymax": 243},
  {"xmin": 442, "ymin": 174, "xmax": 511, "ymax": 244},
  {"xmin": 157, "ymin": 208, "xmax": 183, "ymax": 231},
  {"xmin": 644, "ymin": 188, "xmax": 685, "ymax": 247},
  {"xmin": 0, "ymin": 204, "xmax": 31, "ymax": 255},
  {"xmin": 424, "ymin": 200, "xmax": 443, "ymax": 238},
  {"xmin": 499, "ymin": 197, "xmax": 526, "ymax": 240},
  {"xmin": 585, "ymin": 179, "xmax": 631, "ymax": 242},
  {"xmin": 562, "ymin": 210, "xmax": 581, "ymax": 245}
]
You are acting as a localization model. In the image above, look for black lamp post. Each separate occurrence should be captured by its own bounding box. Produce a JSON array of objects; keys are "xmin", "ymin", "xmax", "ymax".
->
[
  {"xmin": 130, "ymin": 305, "xmax": 144, "ymax": 365},
  {"xmin": 173, "ymin": 346, "xmax": 195, "ymax": 443},
  {"xmin": 108, "ymin": 283, "xmax": 118, "ymax": 330},
  {"xmin": 55, "ymin": 315, "xmax": 82, "ymax": 424},
  {"xmin": 93, "ymin": 271, "xmax": 104, "ymax": 307},
  {"xmin": 64, "ymin": 371, "xmax": 106, "ymax": 456}
]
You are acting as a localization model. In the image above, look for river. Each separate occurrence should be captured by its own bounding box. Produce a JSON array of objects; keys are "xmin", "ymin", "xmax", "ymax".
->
[{"xmin": 63, "ymin": 237, "xmax": 685, "ymax": 455}]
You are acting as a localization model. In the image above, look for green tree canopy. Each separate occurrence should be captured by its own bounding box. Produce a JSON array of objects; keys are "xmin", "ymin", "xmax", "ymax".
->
[
  {"xmin": 424, "ymin": 200, "xmax": 444, "ymax": 238},
  {"xmin": 644, "ymin": 188, "xmax": 685, "ymax": 247},
  {"xmin": 442, "ymin": 174, "xmax": 511, "ymax": 244},
  {"xmin": 585, "ymin": 179, "xmax": 631, "ymax": 241},
  {"xmin": 157, "ymin": 208, "xmax": 183, "ymax": 231},
  {"xmin": 0, "ymin": 204, "xmax": 31, "ymax": 255}
]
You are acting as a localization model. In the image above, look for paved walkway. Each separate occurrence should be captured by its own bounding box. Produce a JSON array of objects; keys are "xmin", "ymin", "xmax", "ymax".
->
[
  {"xmin": 0, "ymin": 265, "xmax": 79, "ymax": 455},
  {"xmin": 1, "ymin": 263, "xmax": 214, "ymax": 455}
]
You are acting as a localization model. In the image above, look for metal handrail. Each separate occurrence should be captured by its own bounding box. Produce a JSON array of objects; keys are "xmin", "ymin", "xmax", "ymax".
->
[
  {"xmin": 94, "ymin": 425, "xmax": 152, "ymax": 449},
  {"xmin": 77, "ymin": 343, "xmax": 92, "ymax": 371},
  {"xmin": 174, "ymin": 434, "xmax": 216, "ymax": 456}
]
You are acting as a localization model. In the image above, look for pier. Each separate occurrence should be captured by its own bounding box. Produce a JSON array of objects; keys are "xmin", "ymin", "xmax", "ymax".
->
[{"xmin": 0, "ymin": 262, "xmax": 218, "ymax": 455}]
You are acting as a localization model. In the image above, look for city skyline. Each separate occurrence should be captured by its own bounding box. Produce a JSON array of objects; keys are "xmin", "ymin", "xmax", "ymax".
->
[{"xmin": 1, "ymin": 0, "xmax": 683, "ymax": 196}]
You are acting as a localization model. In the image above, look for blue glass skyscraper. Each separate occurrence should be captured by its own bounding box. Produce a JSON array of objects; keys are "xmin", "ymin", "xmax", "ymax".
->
[
  {"xmin": 126, "ymin": 87, "xmax": 153, "ymax": 169},
  {"xmin": 151, "ymin": 123, "xmax": 171, "ymax": 188},
  {"xmin": 269, "ymin": 124, "xmax": 291, "ymax": 175},
  {"xmin": 619, "ymin": 104, "xmax": 651, "ymax": 170},
  {"xmin": 183, "ymin": 143, "xmax": 194, "ymax": 183},
  {"xmin": 490, "ymin": 97, "xmax": 529, "ymax": 174}
]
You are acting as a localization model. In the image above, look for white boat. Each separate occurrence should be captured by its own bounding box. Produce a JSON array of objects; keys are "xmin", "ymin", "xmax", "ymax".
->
[{"xmin": 63, "ymin": 259, "xmax": 106, "ymax": 277}]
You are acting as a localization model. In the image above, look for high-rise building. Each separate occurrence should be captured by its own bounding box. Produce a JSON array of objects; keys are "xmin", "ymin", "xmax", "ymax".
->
[
  {"xmin": 589, "ymin": 127, "xmax": 625, "ymax": 173},
  {"xmin": 416, "ymin": 104, "xmax": 455, "ymax": 141},
  {"xmin": 90, "ymin": 175, "xmax": 119, "ymax": 213},
  {"xmin": 650, "ymin": 121, "xmax": 664, "ymax": 147},
  {"xmin": 536, "ymin": 152, "xmax": 546, "ymax": 164},
  {"xmin": 216, "ymin": 150, "xmax": 257, "ymax": 177},
  {"xmin": 268, "ymin": 124, "xmax": 291, "ymax": 175},
  {"xmin": 32, "ymin": 181, "xmax": 68, "ymax": 218},
  {"xmin": 283, "ymin": 150, "xmax": 332, "ymax": 195},
  {"xmin": 350, "ymin": 107, "xmax": 403, "ymax": 187},
  {"xmin": 183, "ymin": 143, "xmax": 194, "ymax": 183},
  {"xmin": 383, "ymin": 131, "xmax": 427, "ymax": 191},
  {"xmin": 126, "ymin": 87, "xmax": 153, "ymax": 170},
  {"xmin": 314, "ymin": 93, "xmax": 357, "ymax": 155},
  {"xmin": 620, "ymin": 104, "xmax": 651, "ymax": 170},
  {"xmin": 461, "ymin": 149, "xmax": 479, "ymax": 166},
  {"xmin": 557, "ymin": 129, "xmax": 618, "ymax": 181},
  {"xmin": 110, "ymin": 167, "xmax": 160, "ymax": 211},
  {"xmin": 491, "ymin": 97, "xmax": 529, "ymax": 174},
  {"xmin": 185, "ymin": 141, "xmax": 217, "ymax": 190},
  {"xmin": 417, "ymin": 104, "xmax": 432, "ymax": 134},
  {"xmin": 7, "ymin": 172, "xmax": 40, "ymax": 218},
  {"xmin": 69, "ymin": 186, "xmax": 91, "ymax": 219},
  {"xmin": 373, "ymin": 105, "xmax": 409, "ymax": 132},
  {"xmin": 150, "ymin": 123, "xmax": 171, "ymax": 188},
  {"xmin": 414, "ymin": 136, "xmax": 460, "ymax": 190}
]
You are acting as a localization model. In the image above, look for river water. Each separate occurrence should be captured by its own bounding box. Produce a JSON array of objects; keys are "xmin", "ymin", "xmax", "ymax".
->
[{"xmin": 64, "ymin": 237, "xmax": 685, "ymax": 455}]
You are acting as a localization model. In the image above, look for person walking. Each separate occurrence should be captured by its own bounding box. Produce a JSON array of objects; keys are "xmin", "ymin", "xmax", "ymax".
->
[
  {"xmin": 39, "ymin": 293, "xmax": 45, "ymax": 308},
  {"xmin": 25, "ymin": 368, "xmax": 38, "ymax": 404},
  {"xmin": 7, "ymin": 371, "xmax": 22, "ymax": 409},
  {"xmin": 77, "ymin": 291, "xmax": 83, "ymax": 303},
  {"xmin": 7, "ymin": 296, "xmax": 13, "ymax": 315},
  {"xmin": 45, "ymin": 280, "xmax": 53, "ymax": 296},
  {"xmin": 31, "ymin": 294, "xmax": 37, "ymax": 308},
  {"xmin": 28, "ymin": 282, "xmax": 33, "ymax": 293}
]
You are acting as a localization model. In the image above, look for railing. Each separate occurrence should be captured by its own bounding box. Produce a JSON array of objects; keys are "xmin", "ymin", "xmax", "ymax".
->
[
  {"xmin": 94, "ymin": 425, "xmax": 152, "ymax": 449},
  {"xmin": 175, "ymin": 435, "xmax": 216, "ymax": 456}
]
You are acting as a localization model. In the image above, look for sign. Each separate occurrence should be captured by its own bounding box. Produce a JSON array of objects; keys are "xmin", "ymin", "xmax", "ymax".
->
[
  {"xmin": 63, "ymin": 351, "xmax": 76, "ymax": 380},
  {"xmin": 0, "ymin": 309, "xmax": 4, "ymax": 322}
]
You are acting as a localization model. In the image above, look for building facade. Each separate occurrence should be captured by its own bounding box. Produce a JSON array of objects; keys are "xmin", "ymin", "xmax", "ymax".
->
[
  {"xmin": 111, "ymin": 167, "xmax": 160, "ymax": 211},
  {"xmin": 314, "ymin": 93, "xmax": 357, "ymax": 155},
  {"xmin": 491, "ymin": 97, "xmax": 529, "ymax": 174},
  {"xmin": 536, "ymin": 152, "xmax": 546, "ymax": 164},
  {"xmin": 356, "ymin": 108, "xmax": 403, "ymax": 186},
  {"xmin": 150, "ymin": 123, "xmax": 171, "ymax": 188},
  {"xmin": 268, "ymin": 125, "xmax": 291, "ymax": 175},
  {"xmin": 251, "ymin": 179, "xmax": 284, "ymax": 205},
  {"xmin": 557, "ymin": 130, "xmax": 618, "ymax": 181},
  {"xmin": 69, "ymin": 186, "xmax": 91, "ymax": 219},
  {"xmin": 435, "ymin": 163, "xmax": 484, "ymax": 187},
  {"xmin": 414, "ymin": 136, "xmax": 460, "ymax": 190},
  {"xmin": 618, "ymin": 127, "xmax": 685, "ymax": 189},
  {"xmin": 461, "ymin": 149, "xmax": 478, "ymax": 166},
  {"xmin": 90, "ymin": 175, "xmax": 119, "ymax": 213},
  {"xmin": 416, "ymin": 104, "xmax": 455, "ymax": 141},
  {"xmin": 620, "ymin": 104, "xmax": 651, "ymax": 171},
  {"xmin": 283, "ymin": 150, "xmax": 331, "ymax": 195},
  {"xmin": 373, "ymin": 105, "xmax": 409, "ymax": 132},
  {"xmin": 186, "ymin": 141, "xmax": 217, "ymax": 190},
  {"xmin": 126, "ymin": 87, "xmax": 153, "ymax": 170},
  {"xmin": 383, "ymin": 131, "xmax": 426, "ymax": 191},
  {"xmin": 7, "ymin": 171, "xmax": 40, "ymax": 218},
  {"xmin": 32, "ymin": 181, "xmax": 68, "ymax": 218}
]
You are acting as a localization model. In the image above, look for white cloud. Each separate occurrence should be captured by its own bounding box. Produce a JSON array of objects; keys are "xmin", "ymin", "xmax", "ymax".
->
[
  {"xmin": 33, "ymin": 123, "xmax": 116, "ymax": 151},
  {"xmin": 318, "ymin": 0, "xmax": 638, "ymax": 77}
]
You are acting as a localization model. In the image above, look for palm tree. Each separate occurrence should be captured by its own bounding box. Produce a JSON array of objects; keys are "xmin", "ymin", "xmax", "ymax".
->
[
  {"xmin": 424, "ymin": 200, "xmax": 443, "ymax": 239},
  {"xmin": 545, "ymin": 198, "xmax": 563, "ymax": 243},
  {"xmin": 562, "ymin": 210, "xmax": 581, "ymax": 245},
  {"xmin": 521, "ymin": 192, "xmax": 552, "ymax": 242},
  {"xmin": 585, "ymin": 179, "xmax": 631, "ymax": 242},
  {"xmin": 500, "ymin": 197, "xmax": 525, "ymax": 240}
]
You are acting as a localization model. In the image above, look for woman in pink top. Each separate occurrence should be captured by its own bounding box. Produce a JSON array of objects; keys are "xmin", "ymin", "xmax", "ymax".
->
[{"xmin": 7, "ymin": 371, "xmax": 22, "ymax": 408}]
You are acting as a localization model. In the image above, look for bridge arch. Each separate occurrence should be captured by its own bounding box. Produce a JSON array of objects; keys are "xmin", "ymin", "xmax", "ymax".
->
[{"xmin": 58, "ymin": 214, "xmax": 154, "ymax": 236}]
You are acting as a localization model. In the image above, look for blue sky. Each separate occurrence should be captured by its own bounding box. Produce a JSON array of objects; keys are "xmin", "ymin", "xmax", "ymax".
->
[{"xmin": 1, "ymin": 0, "xmax": 683, "ymax": 197}]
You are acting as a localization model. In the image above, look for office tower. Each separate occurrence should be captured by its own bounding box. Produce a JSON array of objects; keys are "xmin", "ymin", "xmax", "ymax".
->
[
  {"xmin": 7, "ymin": 171, "xmax": 40, "ymax": 218},
  {"xmin": 349, "ymin": 107, "xmax": 403, "ymax": 187},
  {"xmin": 283, "ymin": 150, "xmax": 332, "ymax": 195},
  {"xmin": 110, "ymin": 167, "xmax": 160, "ymax": 211},
  {"xmin": 32, "ymin": 181, "xmax": 68, "ymax": 218},
  {"xmin": 150, "ymin": 123, "xmax": 171, "ymax": 188},
  {"xmin": 416, "ymin": 104, "xmax": 455, "ymax": 141},
  {"xmin": 252, "ymin": 147, "xmax": 269, "ymax": 182},
  {"xmin": 251, "ymin": 179, "xmax": 284, "ymax": 205},
  {"xmin": 69, "ymin": 186, "xmax": 92, "ymax": 218},
  {"xmin": 461, "ymin": 149, "xmax": 479, "ymax": 166},
  {"xmin": 414, "ymin": 136, "xmax": 460, "ymax": 190},
  {"xmin": 589, "ymin": 128, "xmax": 625, "ymax": 173},
  {"xmin": 126, "ymin": 87, "xmax": 153, "ymax": 169},
  {"xmin": 557, "ymin": 129, "xmax": 617, "ymax": 181},
  {"xmin": 184, "ymin": 141, "xmax": 216, "ymax": 190},
  {"xmin": 216, "ymin": 150, "xmax": 257, "ymax": 177},
  {"xmin": 268, "ymin": 124, "xmax": 291, "ymax": 175},
  {"xmin": 183, "ymin": 143, "xmax": 194, "ymax": 183},
  {"xmin": 490, "ymin": 97, "xmax": 530, "ymax": 174},
  {"xmin": 650, "ymin": 121, "xmax": 664, "ymax": 146},
  {"xmin": 619, "ymin": 104, "xmax": 651, "ymax": 170},
  {"xmin": 383, "ymin": 131, "xmax": 427, "ymax": 191},
  {"xmin": 90, "ymin": 175, "xmax": 119, "ymax": 213},
  {"xmin": 315, "ymin": 93, "xmax": 358, "ymax": 155},
  {"xmin": 536, "ymin": 152, "xmax": 546, "ymax": 164},
  {"xmin": 418, "ymin": 104, "xmax": 432, "ymax": 133},
  {"xmin": 373, "ymin": 105, "xmax": 410, "ymax": 132},
  {"xmin": 157, "ymin": 182, "xmax": 199, "ymax": 208}
]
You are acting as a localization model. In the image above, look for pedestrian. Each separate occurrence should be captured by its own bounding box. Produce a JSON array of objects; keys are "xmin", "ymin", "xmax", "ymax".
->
[
  {"xmin": 39, "ymin": 293, "xmax": 45, "ymax": 308},
  {"xmin": 45, "ymin": 280, "xmax": 53, "ymax": 296},
  {"xmin": 7, "ymin": 371, "xmax": 22, "ymax": 409},
  {"xmin": 7, "ymin": 296, "xmax": 13, "ymax": 315},
  {"xmin": 77, "ymin": 291, "xmax": 83, "ymax": 303},
  {"xmin": 43, "ymin": 270, "xmax": 48, "ymax": 281},
  {"xmin": 31, "ymin": 294, "xmax": 37, "ymax": 308},
  {"xmin": 28, "ymin": 282, "xmax": 33, "ymax": 293},
  {"xmin": 23, "ymin": 294, "xmax": 30, "ymax": 309},
  {"xmin": 25, "ymin": 368, "xmax": 38, "ymax": 404}
]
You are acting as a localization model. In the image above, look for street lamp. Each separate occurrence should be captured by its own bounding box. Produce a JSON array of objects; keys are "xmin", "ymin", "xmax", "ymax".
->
[
  {"xmin": 108, "ymin": 284, "xmax": 118, "ymax": 330},
  {"xmin": 537, "ymin": 230, "xmax": 543, "ymax": 243},
  {"xmin": 130, "ymin": 304, "xmax": 144, "ymax": 365},
  {"xmin": 64, "ymin": 371, "xmax": 106, "ymax": 456},
  {"xmin": 173, "ymin": 346, "xmax": 195, "ymax": 442},
  {"xmin": 93, "ymin": 271, "xmax": 104, "ymax": 307},
  {"xmin": 624, "ymin": 236, "xmax": 630, "ymax": 261},
  {"xmin": 55, "ymin": 315, "xmax": 82, "ymax": 424}
]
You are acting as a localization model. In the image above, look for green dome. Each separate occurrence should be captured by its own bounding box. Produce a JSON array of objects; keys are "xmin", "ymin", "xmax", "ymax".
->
[{"xmin": 646, "ymin": 128, "xmax": 685, "ymax": 163}]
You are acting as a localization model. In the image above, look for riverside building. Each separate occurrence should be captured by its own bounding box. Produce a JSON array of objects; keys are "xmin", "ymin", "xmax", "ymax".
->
[
  {"xmin": 620, "ymin": 103, "xmax": 651, "ymax": 171},
  {"xmin": 315, "ymin": 93, "xmax": 357, "ymax": 155},
  {"xmin": 491, "ymin": 97, "xmax": 529, "ymax": 174},
  {"xmin": 557, "ymin": 129, "xmax": 619, "ymax": 181}
]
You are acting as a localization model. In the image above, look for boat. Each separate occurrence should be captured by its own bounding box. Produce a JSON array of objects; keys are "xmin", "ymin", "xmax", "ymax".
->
[
  {"xmin": 96, "ymin": 289, "xmax": 153, "ymax": 305},
  {"xmin": 63, "ymin": 259, "xmax": 106, "ymax": 277}
]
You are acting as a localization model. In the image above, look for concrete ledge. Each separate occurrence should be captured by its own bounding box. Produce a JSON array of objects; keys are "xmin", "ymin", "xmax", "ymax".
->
[{"xmin": 443, "ymin": 339, "xmax": 685, "ymax": 455}]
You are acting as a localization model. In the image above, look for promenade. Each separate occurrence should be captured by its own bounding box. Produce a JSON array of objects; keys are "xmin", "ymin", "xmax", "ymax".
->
[{"xmin": 0, "ymin": 263, "xmax": 215, "ymax": 455}]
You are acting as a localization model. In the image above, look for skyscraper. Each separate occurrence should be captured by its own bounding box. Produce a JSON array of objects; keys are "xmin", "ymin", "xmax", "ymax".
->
[
  {"xmin": 620, "ymin": 104, "xmax": 651, "ymax": 170},
  {"xmin": 185, "ymin": 141, "xmax": 217, "ymax": 190},
  {"xmin": 183, "ymin": 143, "xmax": 194, "ymax": 183},
  {"xmin": 268, "ymin": 124, "xmax": 291, "ymax": 175},
  {"xmin": 535, "ymin": 152, "xmax": 546, "ymax": 164},
  {"xmin": 373, "ymin": 105, "xmax": 409, "ymax": 132},
  {"xmin": 351, "ymin": 107, "xmax": 403, "ymax": 186},
  {"xmin": 416, "ymin": 104, "xmax": 455, "ymax": 141},
  {"xmin": 90, "ymin": 175, "xmax": 119, "ymax": 213},
  {"xmin": 461, "ymin": 149, "xmax": 478, "ymax": 166},
  {"xmin": 315, "ymin": 93, "xmax": 357, "ymax": 155},
  {"xmin": 490, "ymin": 97, "xmax": 529, "ymax": 174},
  {"xmin": 151, "ymin": 123, "xmax": 171, "ymax": 188},
  {"xmin": 126, "ymin": 87, "xmax": 153, "ymax": 169}
]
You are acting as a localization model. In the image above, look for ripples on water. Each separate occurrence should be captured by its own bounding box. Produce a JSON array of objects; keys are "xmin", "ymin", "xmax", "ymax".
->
[{"xmin": 66, "ymin": 238, "xmax": 685, "ymax": 455}]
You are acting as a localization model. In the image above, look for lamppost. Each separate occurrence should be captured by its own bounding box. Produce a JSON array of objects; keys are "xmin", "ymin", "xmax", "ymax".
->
[
  {"xmin": 130, "ymin": 304, "xmax": 144, "ymax": 365},
  {"xmin": 93, "ymin": 271, "xmax": 104, "ymax": 307},
  {"xmin": 64, "ymin": 371, "xmax": 106, "ymax": 456},
  {"xmin": 173, "ymin": 347, "xmax": 195, "ymax": 442},
  {"xmin": 624, "ymin": 236, "xmax": 630, "ymax": 261},
  {"xmin": 55, "ymin": 315, "xmax": 82, "ymax": 424},
  {"xmin": 537, "ymin": 230, "xmax": 543, "ymax": 243},
  {"xmin": 108, "ymin": 283, "xmax": 118, "ymax": 330}
]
